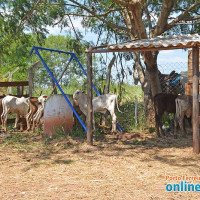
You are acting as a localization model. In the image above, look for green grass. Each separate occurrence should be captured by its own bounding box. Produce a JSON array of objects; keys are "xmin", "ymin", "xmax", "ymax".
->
[
  {"xmin": 117, "ymin": 101, "xmax": 146, "ymax": 132},
  {"xmin": 0, "ymin": 131, "xmax": 42, "ymax": 150}
]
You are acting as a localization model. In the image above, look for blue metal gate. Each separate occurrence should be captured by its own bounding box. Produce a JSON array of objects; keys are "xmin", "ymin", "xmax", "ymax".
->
[{"xmin": 30, "ymin": 46, "xmax": 123, "ymax": 133}]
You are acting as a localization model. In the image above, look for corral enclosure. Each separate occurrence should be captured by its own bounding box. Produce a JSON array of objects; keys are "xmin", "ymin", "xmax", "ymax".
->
[
  {"xmin": 0, "ymin": 35, "xmax": 199, "ymax": 200},
  {"xmin": 1, "ymin": 1, "xmax": 200, "ymax": 199},
  {"xmin": 0, "ymin": 45, "xmax": 198, "ymax": 199}
]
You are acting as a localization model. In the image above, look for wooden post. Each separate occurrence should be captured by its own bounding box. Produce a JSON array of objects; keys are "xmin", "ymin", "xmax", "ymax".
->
[
  {"xmin": 28, "ymin": 68, "xmax": 34, "ymax": 97},
  {"xmin": 192, "ymin": 47, "xmax": 199, "ymax": 154},
  {"xmin": 17, "ymin": 86, "xmax": 24, "ymax": 96},
  {"xmin": 27, "ymin": 61, "xmax": 40, "ymax": 97},
  {"xmin": 7, "ymin": 72, "xmax": 12, "ymax": 94},
  {"xmin": 135, "ymin": 97, "xmax": 138, "ymax": 124},
  {"xmin": 17, "ymin": 86, "xmax": 20, "ymax": 96},
  {"xmin": 86, "ymin": 52, "xmax": 93, "ymax": 145},
  {"xmin": 20, "ymin": 86, "xmax": 24, "ymax": 96}
]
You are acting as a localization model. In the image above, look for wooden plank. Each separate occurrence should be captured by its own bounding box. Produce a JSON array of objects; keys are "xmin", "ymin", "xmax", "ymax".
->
[
  {"xmin": 188, "ymin": 50, "xmax": 200, "ymax": 82},
  {"xmin": 0, "ymin": 81, "xmax": 29, "ymax": 87},
  {"xmin": 86, "ymin": 52, "xmax": 93, "ymax": 145},
  {"xmin": 185, "ymin": 84, "xmax": 200, "ymax": 96},
  {"xmin": 186, "ymin": 82, "xmax": 200, "ymax": 85},
  {"xmin": 192, "ymin": 47, "xmax": 200, "ymax": 154}
]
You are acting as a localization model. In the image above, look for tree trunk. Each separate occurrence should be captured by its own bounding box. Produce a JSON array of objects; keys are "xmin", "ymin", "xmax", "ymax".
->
[
  {"xmin": 143, "ymin": 52, "xmax": 161, "ymax": 126},
  {"xmin": 143, "ymin": 71, "xmax": 155, "ymax": 126},
  {"xmin": 51, "ymin": 78, "xmax": 57, "ymax": 94},
  {"xmin": 132, "ymin": 52, "xmax": 158, "ymax": 126},
  {"xmin": 143, "ymin": 51, "xmax": 161, "ymax": 96},
  {"xmin": 101, "ymin": 54, "xmax": 116, "ymax": 126},
  {"xmin": 104, "ymin": 54, "xmax": 116, "ymax": 94}
]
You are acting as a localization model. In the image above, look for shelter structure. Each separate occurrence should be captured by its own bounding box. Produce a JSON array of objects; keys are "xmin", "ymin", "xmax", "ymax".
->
[{"xmin": 85, "ymin": 34, "xmax": 200, "ymax": 153}]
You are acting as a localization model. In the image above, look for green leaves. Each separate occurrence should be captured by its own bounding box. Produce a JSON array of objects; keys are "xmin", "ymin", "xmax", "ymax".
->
[{"xmin": 0, "ymin": 0, "xmax": 66, "ymax": 55}]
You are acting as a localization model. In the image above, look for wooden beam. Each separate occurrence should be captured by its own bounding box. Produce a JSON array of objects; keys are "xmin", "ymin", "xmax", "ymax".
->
[
  {"xmin": 192, "ymin": 47, "xmax": 200, "ymax": 154},
  {"xmin": 86, "ymin": 52, "xmax": 93, "ymax": 145},
  {"xmin": 0, "ymin": 81, "xmax": 29, "ymax": 87}
]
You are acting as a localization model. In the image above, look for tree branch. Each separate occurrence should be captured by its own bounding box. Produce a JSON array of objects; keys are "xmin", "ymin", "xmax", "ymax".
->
[
  {"xmin": 56, "ymin": 8, "xmax": 122, "ymax": 18},
  {"xmin": 182, "ymin": 15, "xmax": 200, "ymax": 21},
  {"xmin": 32, "ymin": 2, "xmax": 79, "ymax": 7},
  {"xmin": 142, "ymin": 3, "xmax": 152, "ymax": 36},
  {"xmin": 67, "ymin": 0, "xmax": 130, "ymax": 33},
  {"xmin": 17, "ymin": 0, "xmax": 42, "ymax": 33},
  {"xmin": 174, "ymin": 21, "xmax": 200, "ymax": 25},
  {"xmin": 165, "ymin": 2, "xmax": 200, "ymax": 30},
  {"xmin": 111, "ymin": 0, "xmax": 130, "ymax": 7},
  {"xmin": 154, "ymin": 0, "xmax": 178, "ymax": 36},
  {"xmin": 54, "ymin": 14, "xmax": 65, "ymax": 26},
  {"xmin": 68, "ymin": 15, "xmax": 80, "ymax": 41}
]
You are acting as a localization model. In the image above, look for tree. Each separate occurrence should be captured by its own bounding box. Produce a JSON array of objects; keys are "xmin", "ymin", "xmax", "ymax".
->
[
  {"xmin": 41, "ymin": 0, "xmax": 200, "ymax": 125},
  {"xmin": 0, "ymin": 0, "xmax": 66, "ymax": 79}
]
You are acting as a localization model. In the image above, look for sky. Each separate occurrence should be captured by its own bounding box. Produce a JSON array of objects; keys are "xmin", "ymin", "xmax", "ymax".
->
[{"xmin": 46, "ymin": 19, "xmax": 188, "ymax": 84}]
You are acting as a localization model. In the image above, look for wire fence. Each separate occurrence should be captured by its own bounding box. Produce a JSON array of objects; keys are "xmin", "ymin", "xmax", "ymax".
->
[
  {"xmin": 110, "ymin": 62, "xmax": 188, "ymax": 95},
  {"xmin": 158, "ymin": 62, "xmax": 187, "ymax": 95},
  {"xmin": 31, "ymin": 60, "xmax": 188, "ymax": 97}
]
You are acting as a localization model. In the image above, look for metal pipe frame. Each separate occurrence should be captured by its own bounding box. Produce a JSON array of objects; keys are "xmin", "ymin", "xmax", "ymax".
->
[{"xmin": 30, "ymin": 46, "xmax": 123, "ymax": 133}]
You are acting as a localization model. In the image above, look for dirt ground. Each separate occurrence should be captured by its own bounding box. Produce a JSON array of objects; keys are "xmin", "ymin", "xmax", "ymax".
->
[{"xmin": 0, "ymin": 131, "xmax": 200, "ymax": 200}]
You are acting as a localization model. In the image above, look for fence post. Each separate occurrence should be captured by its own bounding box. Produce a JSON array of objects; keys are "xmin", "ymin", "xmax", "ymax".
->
[
  {"xmin": 27, "ymin": 61, "xmax": 41, "ymax": 97},
  {"xmin": 192, "ymin": 46, "xmax": 199, "ymax": 154},
  {"xmin": 17, "ymin": 86, "xmax": 23, "ymax": 96},
  {"xmin": 87, "ymin": 52, "xmax": 93, "ymax": 145},
  {"xmin": 28, "ymin": 68, "xmax": 34, "ymax": 97},
  {"xmin": 135, "ymin": 97, "xmax": 138, "ymax": 124}
]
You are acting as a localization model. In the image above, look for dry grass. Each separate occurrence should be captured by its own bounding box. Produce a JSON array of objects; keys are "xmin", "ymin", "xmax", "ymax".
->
[{"xmin": 0, "ymin": 131, "xmax": 200, "ymax": 200}]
